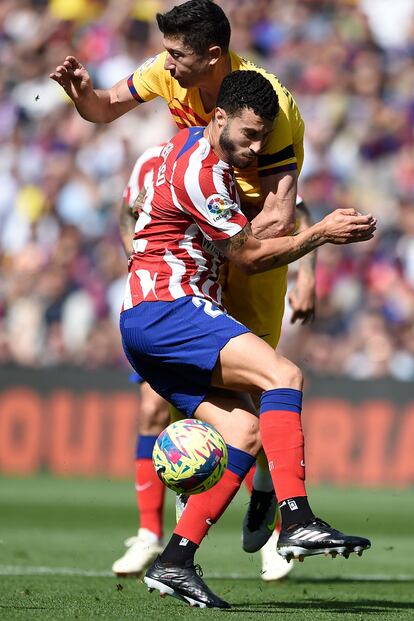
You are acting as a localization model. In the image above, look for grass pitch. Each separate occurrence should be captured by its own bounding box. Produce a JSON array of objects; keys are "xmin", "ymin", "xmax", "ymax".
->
[{"xmin": 0, "ymin": 476, "xmax": 413, "ymax": 620}]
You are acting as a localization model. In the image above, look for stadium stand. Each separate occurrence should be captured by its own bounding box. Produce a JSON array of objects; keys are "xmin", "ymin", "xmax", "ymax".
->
[{"xmin": 1, "ymin": 0, "xmax": 414, "ymax": 379}]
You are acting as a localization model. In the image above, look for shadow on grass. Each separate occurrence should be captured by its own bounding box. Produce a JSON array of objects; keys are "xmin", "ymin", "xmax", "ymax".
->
[
  {"xmin": 213, "ymin": 577, "xmax": 414, "ymax": 615},
  {"xmin": 290, "ymin": 577, "xmax": 414, "ymax": 584},
  {"xmin": 229, "ymin": 598, "xmax": 414, "ymax": 615},
  {"xmin": 206, "ymin": 576, "xmax": 414, "ymax": 584}
]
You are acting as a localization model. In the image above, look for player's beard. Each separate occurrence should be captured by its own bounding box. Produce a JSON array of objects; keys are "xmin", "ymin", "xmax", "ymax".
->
[{"xmin": 219, "ymin": 126, "xmax": 256, "ymax": 169}]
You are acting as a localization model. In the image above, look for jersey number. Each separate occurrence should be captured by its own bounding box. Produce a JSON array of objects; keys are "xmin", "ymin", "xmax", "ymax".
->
[
  {"xmin": 156, "ymin": 142, "xmax": 174, "ymax": 187},
  {"xmin": 192, "ymin": 297, "xmax": 223, "ymax": 318}
]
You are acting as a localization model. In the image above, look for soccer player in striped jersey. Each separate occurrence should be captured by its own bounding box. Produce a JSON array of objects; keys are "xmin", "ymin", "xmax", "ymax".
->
[
  {"xmin": 119, "ymin": 70, "xmax": 373, "ymax": 608},
  {"xmin": 114, "ymin": 143, "xmax": 308, "ymax": 580},
  {"xmin": 115, "ymin": 144, "xmax": 170, "ymax": 576},
  {"xmin": 50, "ymin": 0, "xmax": 315, "ymax": 576},
  {"xmin": 49, "ymin": 0, "xmax": 315, "ymax": 355}
]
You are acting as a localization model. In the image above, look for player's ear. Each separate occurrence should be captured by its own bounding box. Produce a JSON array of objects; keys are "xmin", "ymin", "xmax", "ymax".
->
[
  {"xmin": 207, "ymin": 45, "xmax": 222, "ymax": 67},
  {"xmin": 215, "ymin": 107, "xmax": 227, "ymax": 127}
]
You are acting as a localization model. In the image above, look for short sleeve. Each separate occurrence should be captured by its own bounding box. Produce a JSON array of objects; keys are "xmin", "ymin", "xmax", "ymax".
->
[
  {"xmin": 257, "ymin": 81, "xmax": 304, "ymax": 177},
  {"xmin": 127, "ymin": 53, "xmax": 170, "ymax": 103},
  {"xmin": 123, "ymin": 145, "xmax": 165, "ymax": 209},
  {"xmin": 180, "ymin": 162, "xmax": 248, "ymax": 241}
]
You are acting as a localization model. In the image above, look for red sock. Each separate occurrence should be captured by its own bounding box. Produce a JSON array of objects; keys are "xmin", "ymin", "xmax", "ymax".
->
[
  {"xmin": 174, "ymin": 469, "xmax": 242, "ymax": 545},
  {"xmin": 273, "ymin": 509, "xmax": 282, "ymax": 533},
  {"xmin": 243, "ymin": 464, "xmax": 255, "ymax": 494},
  {"xmin": 135, "ymin": 458, "xmax": 165, "ymax": 538},
  {"xmin": 260, "ymin": 389, "xmax": 306, "ymax": 503}
]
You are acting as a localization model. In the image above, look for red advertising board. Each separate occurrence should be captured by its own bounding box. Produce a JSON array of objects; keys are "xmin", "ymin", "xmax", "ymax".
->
[{"xmin": 0, "ymin": 369, "xmax": 413, "ymax": 486}]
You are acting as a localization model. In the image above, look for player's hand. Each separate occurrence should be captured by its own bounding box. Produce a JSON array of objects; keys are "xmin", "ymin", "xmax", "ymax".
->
[
  {"xmin": 321, "ymin": 209, "xmax": 376, "ymax": 244},
  {"xmin": 288, "ymin": 279, "xmax": 316, "ymax": 325},
  {"xmin": 49, "ymin": 56, "xmax": 92, "ymax": 101}
]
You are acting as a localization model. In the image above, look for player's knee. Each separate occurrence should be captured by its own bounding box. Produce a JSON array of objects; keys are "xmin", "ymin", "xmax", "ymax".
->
[
  {"xmin": 229, "ymin": 412, "xmax": 261, "ymax": 456},
  {"xmin": 260, "ymin": 357, "xmax": 303, "ymax": 392},
  {"xmin": 138, "ymin": 397, "xmax": 170, "ymax": 434},
  {"xmin": 278, "ymin": 359, "xmax": 303, "ymax": 388}
]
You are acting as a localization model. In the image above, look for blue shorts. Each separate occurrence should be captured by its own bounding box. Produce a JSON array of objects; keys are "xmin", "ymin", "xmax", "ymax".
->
[
  {"xmin": 129, "ymin": 372, "xmax": 144, "ymax": 384},
  {"xmin": 120, "ymin": 296, "xmax": 250, "ymax": 417}
]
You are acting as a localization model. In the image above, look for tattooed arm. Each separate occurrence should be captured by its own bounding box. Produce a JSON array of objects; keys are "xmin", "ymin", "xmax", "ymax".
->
[
  {"xmin": 288, "ymin": 199, "xmax": 317, "ymax": 324},
  {"xmin": 119, "ymin": 196, "xmax": 137, "ymax": 258},
  {"xmin": 214, "ymin": 209, "xmax": 376, "ymax": 275}
]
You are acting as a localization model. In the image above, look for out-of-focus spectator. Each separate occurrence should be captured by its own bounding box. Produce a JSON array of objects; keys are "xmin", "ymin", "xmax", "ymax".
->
[{"xmin": 0, "ymin": 0, "xmax": 413, "ymax": 379}]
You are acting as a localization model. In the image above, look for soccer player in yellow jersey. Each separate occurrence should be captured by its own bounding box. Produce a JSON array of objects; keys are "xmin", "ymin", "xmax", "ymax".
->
[{"xmin": 50, "ymin": 0, "xmax": 315, "ymax": 580}]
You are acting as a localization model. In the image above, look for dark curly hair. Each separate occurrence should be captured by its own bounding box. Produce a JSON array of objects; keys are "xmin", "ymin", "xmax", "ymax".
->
[
  {"xmin": 216, "ymin": 70, "xmax": 279, "ymax": 121},
  {"xmin": 156, "ymin": 0, "xmax": 230, "ymax": 56}
]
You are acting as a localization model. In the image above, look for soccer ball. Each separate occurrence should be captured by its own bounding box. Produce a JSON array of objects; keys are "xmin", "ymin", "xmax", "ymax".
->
[{"xmin": 152, "ymin": 419, "xmax": 228, "ymax": 495}]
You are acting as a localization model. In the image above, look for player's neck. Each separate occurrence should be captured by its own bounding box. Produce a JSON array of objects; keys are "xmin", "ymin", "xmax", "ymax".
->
[
  {"xmin": 198, "ymin": 54, "xmax": 232, "ymax": 114},
  {"xmin": 204, "ymin": 123, "xmax": 228, "ymax": 165}
]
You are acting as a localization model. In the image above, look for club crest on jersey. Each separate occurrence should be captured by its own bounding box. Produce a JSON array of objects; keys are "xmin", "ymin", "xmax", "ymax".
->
[
  {"xmin": 206, "ymin": 194, "xmax": 231, "ymax": 222},
  {"xmin": 137, "ymin": 55, "xmax": 159, "ymax": 76}
]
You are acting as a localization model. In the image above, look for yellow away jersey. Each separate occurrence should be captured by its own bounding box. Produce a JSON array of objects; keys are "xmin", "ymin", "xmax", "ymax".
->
[{"xmin": 128, "ymin": 51, "xmax": 304, "ymax": 209}]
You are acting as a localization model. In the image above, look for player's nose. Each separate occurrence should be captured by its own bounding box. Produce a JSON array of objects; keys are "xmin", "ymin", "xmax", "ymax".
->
[
  {"xmin": 250, "ymin": 140, "xmax": 263, "ymax": 154},
  {"xmin": 164, "ymin": 54, "xmax": 175, "ymax": 71}
]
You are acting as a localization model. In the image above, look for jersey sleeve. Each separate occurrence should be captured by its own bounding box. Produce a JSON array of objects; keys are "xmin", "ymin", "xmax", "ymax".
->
[
  {"xmin": 122, "ymin": 145, "xmax": 164, "ymax": 209},
  {"xmin": 127, "ymin": 52, "xmax": 170, "ymax": 103},
  {"xmin": 181, "ymin": 163, "xmax": 248, "ymax": 241},
  {"xmin": 257, "ymin": 81, "xmax": 304, "ymax": 177},
  {"xmin": 123, "ymin": 159, "xmax": 142, "ymax": 208}
]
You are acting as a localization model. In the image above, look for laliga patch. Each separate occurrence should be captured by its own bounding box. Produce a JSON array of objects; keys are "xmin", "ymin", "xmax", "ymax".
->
[
  {"xmin": 206, "ymin": 194, "xmax": 232, "ymax": 222},
  {"xmin": 137, "ymin": 54, "xmax": 159, "ymax": 76}
]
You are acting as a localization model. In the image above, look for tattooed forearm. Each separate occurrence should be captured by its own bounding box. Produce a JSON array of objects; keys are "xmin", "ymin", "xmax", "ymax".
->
[
  {"xmin": 295, "ymin": 201, "xmax": 317, "ymax": 271},
  {"xmin": 270, "ymin": 232, "xmax": 321, "ymax": 268},
  {"xmin": 215, "ymin": 215, "xmax": 324, "ymax": 276},
  {"xmin": 229, "ymin": 223, "xmax": 252, "ymax": 251},
  {"xmin": 213, "ymin": 223, "xmax": 253, "ymax": 259}
]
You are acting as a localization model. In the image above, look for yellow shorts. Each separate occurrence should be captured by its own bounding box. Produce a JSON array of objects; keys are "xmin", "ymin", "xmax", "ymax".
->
[{"xmin": 220, "ymin": 262, "xmax": 288, "ymax": 349}]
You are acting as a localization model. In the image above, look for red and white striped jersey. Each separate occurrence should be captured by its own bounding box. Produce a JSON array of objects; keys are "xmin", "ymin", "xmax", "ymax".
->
[
  {"xmin": 123, "ymin": 127, "xmax": 248, "ymax": 310},
  {"xmin": 123, "ymin": 144, "xmax": 165, "ymax": 209},
  {"xmin": 123, "ymin": 144, "xmax": 304, "ymax": 211}
]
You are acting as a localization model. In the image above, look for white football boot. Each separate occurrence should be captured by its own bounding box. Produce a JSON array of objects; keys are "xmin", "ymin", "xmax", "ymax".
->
[
  {"xmin": 260, "ymin": 531, "xmax": 294, "ymax": 581},
  {"xmin": 112, "ymin": 528, "xmax": 163, "ymax": 577}
]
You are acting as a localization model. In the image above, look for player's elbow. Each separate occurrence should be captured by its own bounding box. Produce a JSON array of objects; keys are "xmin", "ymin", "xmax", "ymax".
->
[
  {"xmin": 232, "ymin": 253, "xmax": 262, "ymax": 276},
  {"xmin": 238, "ymin": 262, "xmax": 257, "ymax": 276},
  {"xmin": 229, "ymin": 242, "xmax": 270, "ymax": 274}
]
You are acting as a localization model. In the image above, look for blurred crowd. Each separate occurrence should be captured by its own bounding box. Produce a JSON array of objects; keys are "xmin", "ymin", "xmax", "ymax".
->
[{"xmin": 1, "ymin": 0, "xmax": 414, "ymax": 379}]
